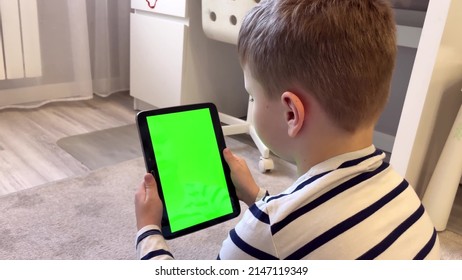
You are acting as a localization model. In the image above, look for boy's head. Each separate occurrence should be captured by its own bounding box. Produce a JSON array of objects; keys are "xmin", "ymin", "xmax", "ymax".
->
[{"xmin": 238, "ymin": 0, "xmax": 397, "ymax": 132}]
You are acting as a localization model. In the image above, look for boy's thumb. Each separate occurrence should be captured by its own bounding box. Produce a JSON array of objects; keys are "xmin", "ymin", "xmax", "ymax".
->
[
  {"xmin": 144, "ymin": 173, "xmax": 157, "ymax": 195},
  {"xmin": 223, "ymin": 148, "xmax": 235, "ymax": 165}
]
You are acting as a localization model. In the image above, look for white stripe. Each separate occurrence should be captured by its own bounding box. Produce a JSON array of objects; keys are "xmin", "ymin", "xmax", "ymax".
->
[
  {"xmin": 311, "ymin": 180, "xmax": 420, "ymax": 258},
  {"xmin": 377, "ymin": 207, "xmax": 438, "ymax": 259},
  {"xmin": 273, "ymin": 166, "xmax": 397, "ymax": 257}
]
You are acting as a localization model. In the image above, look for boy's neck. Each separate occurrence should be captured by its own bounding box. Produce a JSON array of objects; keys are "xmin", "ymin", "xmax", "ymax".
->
[{"xmin": 294, "ymin": 126, "xmax": 375, "ymax": 177}]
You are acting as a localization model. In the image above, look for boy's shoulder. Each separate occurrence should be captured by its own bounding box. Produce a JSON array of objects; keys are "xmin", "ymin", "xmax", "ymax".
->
[{"xmin": 256, "ymin": 149, "xmax": 416, "ymax": 221}]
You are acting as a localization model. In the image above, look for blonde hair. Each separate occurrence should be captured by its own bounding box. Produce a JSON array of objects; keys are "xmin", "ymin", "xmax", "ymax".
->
[{"xmin": 238, "ymin": 0, "xmax": 397, "ymax": 132}]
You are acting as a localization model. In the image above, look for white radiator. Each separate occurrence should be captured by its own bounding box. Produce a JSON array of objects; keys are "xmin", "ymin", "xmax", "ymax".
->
[{"xmin": 0, "ymin": 0, "xmax": 42, "ymax": 80}]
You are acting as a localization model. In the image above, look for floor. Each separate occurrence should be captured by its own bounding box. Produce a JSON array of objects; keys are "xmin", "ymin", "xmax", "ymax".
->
[
  {"xmin": 0, "ymin": 92, "xmax": 461, "ymax": 259},
  {"xmin": 0, "ymin": 92, "xmax": 137, "ymax": 195}
]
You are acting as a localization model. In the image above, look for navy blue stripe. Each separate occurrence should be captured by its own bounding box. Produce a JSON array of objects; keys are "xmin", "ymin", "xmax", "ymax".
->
[
  {"xmin": 357, "ymin": 203, "xmax": 424, "ymax": 260},
  {"xmin": 414, "ymin": 228, "xmax": 438, "ymax": 260},
  {"xmin": 249, "ymin": 204, "xmax": 270, "ymax": 224},
  {"xmin": 265, "ymin": 171, "xmax": 331, "ymax": 203},
  {"xmin": 337, "ymin": 149, "xmax": 383, "ymax": 169},
  {"xmin": 136, "ymin": 229, "xmax": 162, "ymax": 247},
  {"xmin": 141, "ymin": 249, "xmax": 174, "ymax": 260},
  {"xmin": 229, "ymin": 229, "xmax": 278, "ymax": 260},
  {"xmin": 216, "ymin": 254, "xmax": 221, "ymax": 260},
  {"xmin": 272, "ymin": 162, "xmax": 389, "ymax": 235},
  {"xmin": 285, "ymin": 179, "xmax": 408, "ymax": 260}
]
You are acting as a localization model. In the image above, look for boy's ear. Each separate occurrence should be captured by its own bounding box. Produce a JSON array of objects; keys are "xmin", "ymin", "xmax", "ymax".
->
[{"xmin": 281, "ymin": 91, "xmax": 305, "ymax": 137}]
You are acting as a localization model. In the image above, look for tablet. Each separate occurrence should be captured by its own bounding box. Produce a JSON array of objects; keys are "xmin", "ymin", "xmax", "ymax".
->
[{"xmin": 136, "ymin": 103, "xmax": 240, "ymax": 239}]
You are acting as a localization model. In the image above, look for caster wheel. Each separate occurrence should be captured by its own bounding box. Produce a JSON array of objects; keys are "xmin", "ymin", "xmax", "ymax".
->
[{"xmin": 258, "ymin": 157, "xmax": 274, "ymax": 173}]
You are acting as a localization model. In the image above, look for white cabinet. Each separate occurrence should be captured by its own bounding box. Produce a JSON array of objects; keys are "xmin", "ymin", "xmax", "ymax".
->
[
  {"xmin": 130, "ymin": 0, "xmax": 248, "ymax": 117},
  {"xmin": 130, "ymin": 13, "xmax": 185, "ymax": 108},
  {"xmin": 131, "ymin": 0, "xmax": 187, "ymax": 17}
]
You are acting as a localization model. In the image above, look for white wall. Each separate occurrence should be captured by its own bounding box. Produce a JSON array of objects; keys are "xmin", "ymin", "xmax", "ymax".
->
[{"xmin": 374, "ymin": 8, "xmax": 426, "ymax": 152}]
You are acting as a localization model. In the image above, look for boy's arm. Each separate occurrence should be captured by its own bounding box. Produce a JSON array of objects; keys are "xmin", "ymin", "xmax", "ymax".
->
[
  {"xmin": 134, "ymin": 173, "xmax": 174, "ymax": 260},
  {"xmin": 136, "ymin": 225, "xmax": 173, "ymax": 260},
  {"xmin": 223, "ymin": 148, "xmax": 268, "ymax": 206}
]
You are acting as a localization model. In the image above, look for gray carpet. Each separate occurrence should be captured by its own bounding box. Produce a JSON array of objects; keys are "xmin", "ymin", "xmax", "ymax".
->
[
  {"xmin": 0, "ymin": 136, "xmax": 296, "ymax": 260},
  {"xmin": 1, "ymin": 127, "xmax": 462, "ymax": 259},
  {"xmin": 447, "ymin": 185, "xmax": 462, "ymax": 235},
  {"xmin": 57, "ymin": 124, "xmax": 142, "ymax": 170}
]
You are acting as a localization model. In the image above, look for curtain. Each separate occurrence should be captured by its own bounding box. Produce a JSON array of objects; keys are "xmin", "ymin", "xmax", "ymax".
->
[{"xmin": 0, "ymin": 0, "xmax": 130, "ymax": 110}]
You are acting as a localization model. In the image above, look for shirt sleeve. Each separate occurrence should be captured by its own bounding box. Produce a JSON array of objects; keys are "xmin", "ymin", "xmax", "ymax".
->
[
  {"xmin": 217, "ymin": 199, "xmax": 279, "ymax": 260},
  {"xmin": 135, "ymin": 225, "xmax": 174, "ymax": 260}
]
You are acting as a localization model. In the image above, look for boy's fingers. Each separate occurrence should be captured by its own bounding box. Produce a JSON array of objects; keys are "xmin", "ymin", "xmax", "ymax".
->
[
  {"xmin": 224, "ymin": 148, "xmax": 246, "ymax": 169},
  {"xmin": 143, "ymin": 173, "xmax": 157, "ymax": 197},
  {"xmin": 223, "ymin": 148, "xmax": 236, "ymax": 164}
]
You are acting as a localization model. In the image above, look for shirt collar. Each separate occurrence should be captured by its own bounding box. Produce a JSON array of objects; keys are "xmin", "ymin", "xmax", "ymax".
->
[{"xmin": 294, "ymin": 145, "xmax": 381, "ymax": 185}]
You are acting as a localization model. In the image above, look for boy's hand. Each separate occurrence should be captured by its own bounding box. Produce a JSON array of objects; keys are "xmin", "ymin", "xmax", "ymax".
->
[
  {"xmin": 223, "ymin": 148, "xmax": 260, "ymax": 206},
  {"xmin": 135, "ymin": 173, "xmax": 163, "ymax": 230}
]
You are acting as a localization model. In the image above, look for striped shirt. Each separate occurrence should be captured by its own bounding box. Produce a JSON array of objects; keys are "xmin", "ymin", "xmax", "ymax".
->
[{"xmin": 136, "ymin": 145, "xmax": 440, "ymax": 260}]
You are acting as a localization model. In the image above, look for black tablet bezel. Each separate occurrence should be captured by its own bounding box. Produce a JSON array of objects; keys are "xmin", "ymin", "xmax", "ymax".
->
[{"xmin": 136, "ymin": 103, "xmax": 240, "ymax": 239}]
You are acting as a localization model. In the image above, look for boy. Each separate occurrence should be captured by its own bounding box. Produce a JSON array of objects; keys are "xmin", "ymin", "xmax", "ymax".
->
[{"xmin": 135, "ymin": 0, "xmax": 440, "ymax": 259}]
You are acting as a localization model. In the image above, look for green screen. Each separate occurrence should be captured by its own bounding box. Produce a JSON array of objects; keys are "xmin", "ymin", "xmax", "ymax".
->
[{"xmin": 146, "ymin": 108, "xmax": 233, "ymax": 233}]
